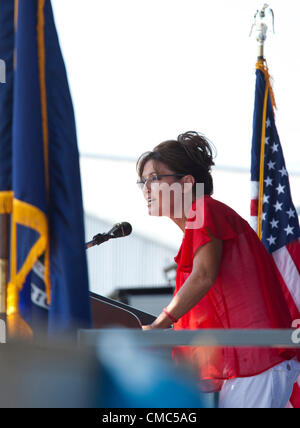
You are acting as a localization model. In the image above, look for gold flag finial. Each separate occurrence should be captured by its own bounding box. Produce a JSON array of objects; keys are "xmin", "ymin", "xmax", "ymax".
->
[{"xmin": 249, "ymin": 4, "xmax": 275, "ymax": 60}]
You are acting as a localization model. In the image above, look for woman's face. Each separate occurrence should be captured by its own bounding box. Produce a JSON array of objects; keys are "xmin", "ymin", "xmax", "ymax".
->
[{"xmin": 141, "ymin": 160, "xmax": 186, "ymax": 218}]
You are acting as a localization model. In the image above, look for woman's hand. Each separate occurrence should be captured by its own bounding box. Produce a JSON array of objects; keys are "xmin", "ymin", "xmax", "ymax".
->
[
  {"xmin": 142, "ymin": 313, "xmax": 173, "ymax": 330},
  {"xmin": 142, "ymin": 324, "xmax": 154, "ymax": 330}
]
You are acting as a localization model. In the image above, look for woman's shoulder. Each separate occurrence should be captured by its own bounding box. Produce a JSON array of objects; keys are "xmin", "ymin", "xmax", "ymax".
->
[
  {"xmin": 193, "ymin": 195, "xmax": 245, "ymax": 221},
  {"xmin": 205, "ymin": 195, "xmax": 240, "ymax": 214},
  {"xmin": 186, "ymin": 195, "xmax": 250, "ymax": 239}
]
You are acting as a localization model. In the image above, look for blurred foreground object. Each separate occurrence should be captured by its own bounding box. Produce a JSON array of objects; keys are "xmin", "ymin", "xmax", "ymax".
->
[
  {"xmin": 95, "ymin": 329, "xmax": 207, "ymax": 408},
  {"xmin": 0, "ymin": 341, "xmax": 101, "ymax": 408},
  {"xmin": 0, "ymin": 333, "xmax": 206, "ymax": 408}
]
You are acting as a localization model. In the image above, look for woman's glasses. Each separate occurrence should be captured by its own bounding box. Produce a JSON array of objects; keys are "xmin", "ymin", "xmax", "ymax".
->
[{"xmin": 136, "ymin": 174, "xmax": 185, "ymax": 190}]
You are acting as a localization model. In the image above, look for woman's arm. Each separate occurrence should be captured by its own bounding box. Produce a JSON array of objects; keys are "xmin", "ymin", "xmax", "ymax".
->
[{"xmin": 143, "ymin": 233, "xmax": 223, "ymax": 329}]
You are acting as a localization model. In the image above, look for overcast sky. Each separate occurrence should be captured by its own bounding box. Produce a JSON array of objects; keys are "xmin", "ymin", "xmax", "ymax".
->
[{"xmin": 51, "ymin": 0, "xmax": 300, "ymax": 247}]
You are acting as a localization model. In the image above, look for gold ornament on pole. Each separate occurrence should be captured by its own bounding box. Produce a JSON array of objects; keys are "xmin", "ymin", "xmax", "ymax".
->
[{"xmin": 249, "ymin": 3, "xmax": 275, "ymax": 60}]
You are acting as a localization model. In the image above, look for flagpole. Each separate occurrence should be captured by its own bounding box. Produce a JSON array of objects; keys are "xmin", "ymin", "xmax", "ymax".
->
[{"xmin": 249, "ymin": 4, "xmax": 275, "ymax": 239}]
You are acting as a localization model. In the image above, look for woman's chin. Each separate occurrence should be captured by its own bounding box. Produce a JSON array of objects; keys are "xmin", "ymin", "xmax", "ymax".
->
[
  {"xmin": 148, "ymin": 204, "xmax": 162, "ymax": 216},
  {"xmin": 148, "ymin": 208, "xmax": 160, "ymax": 216}
]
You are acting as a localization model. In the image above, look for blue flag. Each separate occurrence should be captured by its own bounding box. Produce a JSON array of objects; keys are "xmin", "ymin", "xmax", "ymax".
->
[
  {"xmin": 0, "ymin": 0, "xmax": 13, "ymax": 206},
  {"xmin": 0, "ymin": 0, "xmax": 91, "ymax": 338}
]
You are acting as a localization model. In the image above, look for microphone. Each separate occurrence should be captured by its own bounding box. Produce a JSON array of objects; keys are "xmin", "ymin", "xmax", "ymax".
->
[
  {"xmin": 107, "ymin": 222, "xmax": 132, "ymax": 238},
  {"xmin": 85, "ymin": 222, "xmax": 132, "ymax": 249}
]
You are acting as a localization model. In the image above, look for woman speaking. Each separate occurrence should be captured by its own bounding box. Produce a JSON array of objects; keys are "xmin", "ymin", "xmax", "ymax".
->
[{"xmin": 136, "ymin": 131, "xmax": 300, "ymax": 408}]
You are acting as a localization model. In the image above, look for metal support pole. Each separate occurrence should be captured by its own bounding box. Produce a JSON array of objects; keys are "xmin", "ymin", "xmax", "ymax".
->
[{"xmin": 78, "ymin": 328, "xmax": 300, "ymax": 348}]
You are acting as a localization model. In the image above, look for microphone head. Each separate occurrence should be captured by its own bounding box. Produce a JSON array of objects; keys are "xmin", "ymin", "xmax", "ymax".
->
[{"xmin": 108, "ymin": 222, "xmax": 132, "ymax": 238}]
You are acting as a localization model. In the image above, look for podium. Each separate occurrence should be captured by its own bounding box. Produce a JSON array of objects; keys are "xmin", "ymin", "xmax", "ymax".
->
[{"xmin": 89, "ymin": 292, "xmax": 156, "ymax": 329}]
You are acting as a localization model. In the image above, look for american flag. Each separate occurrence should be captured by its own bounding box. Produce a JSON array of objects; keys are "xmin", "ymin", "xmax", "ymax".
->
[{"xmin": 250, "ymin": 60, "xmax": 300, "ymax": 408}]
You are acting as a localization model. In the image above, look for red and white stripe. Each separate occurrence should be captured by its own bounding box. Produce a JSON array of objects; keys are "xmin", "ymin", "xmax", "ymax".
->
[
  {"xmin": 251, "ymin": 182, "xmax": 300, "ymax": 408},
  {"xmin": 250, "ymin": 181, "xmax": 259, "ymax": 231},
  {"xmin": 274, "ymin": 240, "xmax": 300, "ymax": 408}
]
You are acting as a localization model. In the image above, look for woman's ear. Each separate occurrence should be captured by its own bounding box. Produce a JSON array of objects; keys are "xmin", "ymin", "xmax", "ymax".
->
[{"xmin": 181, "ymin": 175, "xmax": 195, "ymax": 193}]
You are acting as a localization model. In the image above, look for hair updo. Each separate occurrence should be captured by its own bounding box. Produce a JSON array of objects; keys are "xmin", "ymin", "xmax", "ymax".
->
[{"xmin": 136, "ymin": 131, "xmax": 216, "ymax": 195}]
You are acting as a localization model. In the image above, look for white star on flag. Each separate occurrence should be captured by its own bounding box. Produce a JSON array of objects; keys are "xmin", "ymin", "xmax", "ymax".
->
[
  {"xmin": 276, "ymin": 184, "xmax": 285, "ymax": 195},
  {"xmin": 264, "ymin": 176, "xmax": 273, "ymax": 187},
  {"xmin": 263, "ymin": 194, "xmax": 270, "ymax": 204},
  {"xmin": 286, "ymin": 208, "xmax": 296, "ymax": 218},
  {"xmin": 266, "ymin": 235, "xmax": 276, "ymax": 246},
  {"xmin": 267, "ymin": 160, "xmax": 276, "ymax": 170},
  {"xmin": 265, "ymin": 137, "xmax": 270, "ymax": 145},
  {"xmin": 273, "ymin": 201, "xmax": 283, "ymax": 212},
  {"xmin": 279, "ymin": 166, "xmax": 288, "ymax": 177},
  {"xmin": 271, "ymin": 143, "xmax": 279, "ymax": 153},
  {"xmin": 284, "ymin": 224, "xmax": 294, "ymax": 236},
  {"xmin": 270, "ymin": 219, "xmax": 279, "ymax": 228},
  {"xmin": 266, "ymin": 118, "xmax": 271, "ymax": 128}
]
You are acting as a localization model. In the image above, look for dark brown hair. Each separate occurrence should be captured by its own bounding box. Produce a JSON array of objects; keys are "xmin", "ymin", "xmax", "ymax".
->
[{"xmin": 136, "ymin": 131, "xmax": 215, "ymax": 195}]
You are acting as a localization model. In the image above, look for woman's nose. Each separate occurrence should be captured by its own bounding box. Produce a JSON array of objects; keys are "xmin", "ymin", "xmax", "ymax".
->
[{"xmin": 144, "ymin": 178, "xmax": 153, "ymax": 192}]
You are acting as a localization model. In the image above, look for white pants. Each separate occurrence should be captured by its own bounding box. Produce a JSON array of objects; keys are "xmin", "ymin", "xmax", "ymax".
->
[{"xmin": 219, "ymin": 358, "xmax": 300, "ymax": 408}]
